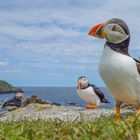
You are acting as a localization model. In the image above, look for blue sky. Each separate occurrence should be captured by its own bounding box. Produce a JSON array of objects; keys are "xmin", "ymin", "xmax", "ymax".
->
[{"xmin": 0, "ymin": 0, "xmax": 140, "ymax": 87}]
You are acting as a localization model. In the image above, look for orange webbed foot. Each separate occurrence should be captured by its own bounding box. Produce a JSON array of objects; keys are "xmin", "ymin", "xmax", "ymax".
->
[{"xmin": 86, "ymin": 105, "xmax": 97, "ymax": 109}]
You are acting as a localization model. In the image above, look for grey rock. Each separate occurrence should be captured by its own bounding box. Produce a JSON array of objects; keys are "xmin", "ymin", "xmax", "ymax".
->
[{"xmin": 0, "ymin": 103, "xmax": 135, "ymax": 122}]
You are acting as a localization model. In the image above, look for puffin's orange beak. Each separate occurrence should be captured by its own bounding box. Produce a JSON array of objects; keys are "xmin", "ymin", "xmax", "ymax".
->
[
  {"xmin": 88, "ymin": 23, "xmax": 105, "ymax": 39},
  {"xmin": 78, "ymin": 81, "xmax": 81, "ymax": 90}
]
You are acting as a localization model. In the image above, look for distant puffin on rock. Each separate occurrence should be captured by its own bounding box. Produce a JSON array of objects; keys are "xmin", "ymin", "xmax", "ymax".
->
[
  {"xmin": 88, "ymin": 18, "xmax": 140, "ymax": 119},
  {"xmin": 77, "ymin": 76, "xmax": 109, "ymax": 109}
]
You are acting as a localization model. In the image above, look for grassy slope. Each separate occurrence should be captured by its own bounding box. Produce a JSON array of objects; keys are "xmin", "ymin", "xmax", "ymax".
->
[
  {"xmin": 0, "ymin": 80, "xmax": 14, "ymax": 91},
  {"xmin": 0, "ymin": 116, "xmax": 139, "ymax": 140}
]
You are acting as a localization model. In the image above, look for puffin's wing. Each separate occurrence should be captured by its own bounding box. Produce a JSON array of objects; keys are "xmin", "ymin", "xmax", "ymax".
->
[
  {"xmin": 133, "ymin": 58, "xmax": 140, "ymax": 74},
  {"xmin": 90, "ymin": 84, "xmax": 109, "ymax": 103},
  {"xmin": 90, "ymin": 84, "xmax": 105, "ymax": 100}
]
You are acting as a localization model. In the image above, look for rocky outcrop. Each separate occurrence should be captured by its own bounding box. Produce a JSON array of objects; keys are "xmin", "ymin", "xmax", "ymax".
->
[
  {"xmin": 23, "ymin": 95, "xmax": 49, "ymax": 106},
  {"xmin": 0, "ymin": 80, "xmax": 23, "ymax": 93},
  {"xmin": 121, "ymin": 103, "xmax": 137, "ymax": 109},
  {"xmin": 0, "ymin": 87, "xmax": 23, "ymax": 93},
  {"xmin": 0, "ymin": 103, "xmax": 135, "ymax": 122}
]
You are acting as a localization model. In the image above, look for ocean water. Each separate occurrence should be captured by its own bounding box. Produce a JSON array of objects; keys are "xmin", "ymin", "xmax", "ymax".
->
[{"xmin": 0, "ymin": 87, "xmax": 115, "ymax": 108}]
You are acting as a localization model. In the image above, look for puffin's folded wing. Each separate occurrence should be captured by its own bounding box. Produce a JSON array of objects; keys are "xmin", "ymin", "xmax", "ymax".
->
[
  {"xmin": 133, "ymin": 58, "xmax": 140, "ymax": 74},
  {"xmin": 90, "ymin": 84, "xmax": 105, "ymax": 100}
]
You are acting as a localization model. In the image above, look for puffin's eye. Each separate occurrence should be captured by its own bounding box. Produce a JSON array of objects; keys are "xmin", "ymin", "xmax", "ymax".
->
[
  {"xmin": 111, "ymin": 24, "xmax": 125, "ymax": 34},
  {"xmin": 112, "ymin": 25, "xmax": 117, "ymax": 31}
]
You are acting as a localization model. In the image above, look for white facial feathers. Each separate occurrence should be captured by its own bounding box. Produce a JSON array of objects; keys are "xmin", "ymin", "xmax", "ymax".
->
[
  {"xmin": 103, "ymin": 23, "xmax": 129, "ymax": 44},
  {"xmin": 79, "ymin": 77, "xmax": 89, "ymax": 88}
]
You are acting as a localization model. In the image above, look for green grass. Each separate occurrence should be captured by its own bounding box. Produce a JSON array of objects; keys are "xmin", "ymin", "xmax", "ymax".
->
[{"xmin": 0, "ymin": 116, "xmax": 139, "ymax": 140}]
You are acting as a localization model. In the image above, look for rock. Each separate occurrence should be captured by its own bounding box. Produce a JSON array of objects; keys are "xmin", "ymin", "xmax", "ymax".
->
[
  {"xmin": 51, "ymin": 102, "xmax": 61, "ymax": 106},
  {"xmin": 23, "ymin": 95, "xmax": 49, "ymax": 106},
  {"xmin": 121, "ymin": 103, "xmax": 137, "ymax": 110},
  {"xmin": 66, "ymin": 102, "xmax": 77, "ymax": 106},
  {"xmin": 0, "ymin": 103, "xmax": 135, "ymax": 122},
  {"xmin": 3, "ymin": 106, "xmax": 18, "ymax": 111}
]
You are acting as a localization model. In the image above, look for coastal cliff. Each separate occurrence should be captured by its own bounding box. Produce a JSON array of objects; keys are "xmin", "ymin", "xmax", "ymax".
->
[{"xmin": 0, "ymin": 80, "xmax": 23, "ymax": 93}]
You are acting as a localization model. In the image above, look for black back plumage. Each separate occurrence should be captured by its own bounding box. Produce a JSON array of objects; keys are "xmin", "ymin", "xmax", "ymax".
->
[{"xmin": 90, "ymin": 84, "xmax": 110, "ymax": 103}]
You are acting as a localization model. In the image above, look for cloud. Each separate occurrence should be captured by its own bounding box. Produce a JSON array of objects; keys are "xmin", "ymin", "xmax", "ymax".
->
[
  {"xmin": 0, "ymin": 60, "xmax": 8, "ymax": 66},
  {"xmin": 0, "ymin": 69, "xmax": 23, "ymax": 73},
  {"xmin": 0, "ymin": 0, "xmax": 140, "ymax": 86}
]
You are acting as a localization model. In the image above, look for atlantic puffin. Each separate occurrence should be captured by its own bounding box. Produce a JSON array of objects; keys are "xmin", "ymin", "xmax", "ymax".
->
[
  {"xmin": 77, "ymin": 76, "xmax": 109, "ymax": 109},
  {"xmin": 88, "ymin": 18, "xmax": 140, "ymax": 119},
  {"xmin": 2, "ymin": 92, "xmax": 24, "ymax": 109}
]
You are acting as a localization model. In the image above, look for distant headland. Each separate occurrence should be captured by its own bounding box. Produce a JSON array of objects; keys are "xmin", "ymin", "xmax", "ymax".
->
[{"xmin": 0, "ymin": 80, "xmax": 23, "ymax": 93}]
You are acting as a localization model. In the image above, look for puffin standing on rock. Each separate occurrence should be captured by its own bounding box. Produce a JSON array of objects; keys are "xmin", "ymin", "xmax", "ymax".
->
[
  {"xmin": 88, "ymin": 18, "xmax": 140, "ymax": 119},
  {"xmin": 77, "ymin": 76, "xmax": 109, "ymax": 109}
]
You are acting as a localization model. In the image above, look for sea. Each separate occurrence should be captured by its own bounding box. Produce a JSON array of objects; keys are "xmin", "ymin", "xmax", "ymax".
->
[{"xmin": 0, "ymin": 87, "xmax": 115, "ymax": 108}]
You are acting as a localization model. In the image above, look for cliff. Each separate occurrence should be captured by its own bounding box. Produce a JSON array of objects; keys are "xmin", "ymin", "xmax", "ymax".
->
[{"xmin": 0, "ymin": 80, "xmax": 23, "ymax": 93}]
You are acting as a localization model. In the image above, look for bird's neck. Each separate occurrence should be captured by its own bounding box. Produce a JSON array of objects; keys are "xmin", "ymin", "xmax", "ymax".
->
[{"xmin": 105, "ymin": 37, "xmax": 130, "ymax": 56}]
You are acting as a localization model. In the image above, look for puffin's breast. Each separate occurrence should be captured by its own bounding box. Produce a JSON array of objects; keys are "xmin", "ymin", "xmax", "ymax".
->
[
  {"xmin": 78, "ymin": 87, "xmax": 100, "ymax": 105},
  {"xmin": 99, "ymin": 46, "xmax": 140, "ymax": 103}
]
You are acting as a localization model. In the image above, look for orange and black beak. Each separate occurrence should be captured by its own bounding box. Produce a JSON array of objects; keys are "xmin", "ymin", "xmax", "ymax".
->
[
  {"xmin": 77, "ymin": 80, "xmax": 81, "ymax": 90},
  {"xmin": 88, "ymin": 23, "xmax": 106, "ymax": 39}
]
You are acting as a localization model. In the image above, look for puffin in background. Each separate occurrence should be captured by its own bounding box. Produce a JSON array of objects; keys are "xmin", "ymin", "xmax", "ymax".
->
[
  {"xmin": 77, "ymin": 76, "xmax": 109, "ymax": 109},
  {"xmin": 88, "ymin": 18, "xmax": 140, "ymax": 119}
]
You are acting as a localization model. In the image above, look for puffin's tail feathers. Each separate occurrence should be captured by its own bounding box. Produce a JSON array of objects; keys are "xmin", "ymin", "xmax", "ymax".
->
[{"xmin": 101, "ymin": 98, "xmax": 110, "ymax": 103}]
